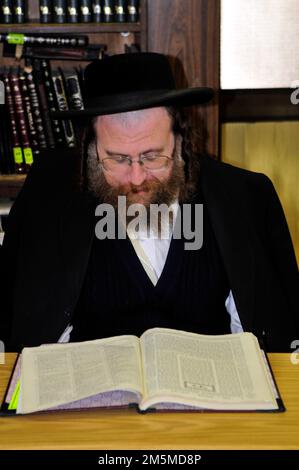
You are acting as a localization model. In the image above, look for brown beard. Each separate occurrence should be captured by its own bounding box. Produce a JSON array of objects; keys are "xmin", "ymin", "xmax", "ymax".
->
[{"xmin": 88, "ymin": 147, "xmax": 185, "ymax": 210}]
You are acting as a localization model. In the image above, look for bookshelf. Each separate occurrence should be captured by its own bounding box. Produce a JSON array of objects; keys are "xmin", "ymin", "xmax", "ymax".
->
[
  {"xmin": 1, "ymin": 1, "xmax": 220, "ymax": 200},
  {"xmin": 0, "ymin": 0, "xmax": 147, "ymax": 198},
  {"xmin": 0, "ymin": 0, "xmax": 147, "ymax": 55}
]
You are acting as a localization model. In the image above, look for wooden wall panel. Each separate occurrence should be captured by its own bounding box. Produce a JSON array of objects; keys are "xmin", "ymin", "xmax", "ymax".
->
[
  {"xmin": 222, "ymin": 122, "xmax": 299, "ymax": 264},
  {"xmin": 147, "ymin": 0, "xmax": 220, "ymax": 157}
]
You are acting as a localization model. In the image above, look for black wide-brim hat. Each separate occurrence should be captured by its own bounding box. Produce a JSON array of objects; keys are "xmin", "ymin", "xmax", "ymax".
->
[{"xmin": 52, "ymin": 52, "xmax": 214, "ymax": 119}]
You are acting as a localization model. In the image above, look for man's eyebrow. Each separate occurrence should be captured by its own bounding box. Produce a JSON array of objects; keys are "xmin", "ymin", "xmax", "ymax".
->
[
  {"xmin": 105, "ymin": 148, "xmax": 165, "ymax": 157},
  {"xmin": 106, "ymin": 150, "xmax": 129, "ymax": 157},
  {"xmin": 142, "ymin": 148, "xmax": 164, "ymax": 155}
]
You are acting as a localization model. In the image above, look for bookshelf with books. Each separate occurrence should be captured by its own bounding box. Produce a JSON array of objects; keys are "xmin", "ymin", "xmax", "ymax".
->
[{"xmin": 0, "ymin": 0, "xmax": 147, "ymax": 198}]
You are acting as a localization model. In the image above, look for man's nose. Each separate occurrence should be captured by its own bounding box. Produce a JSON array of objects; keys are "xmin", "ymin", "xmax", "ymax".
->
[{"xmin": 128, "ymin": 161, "xmax": 147, "ymax": 186}]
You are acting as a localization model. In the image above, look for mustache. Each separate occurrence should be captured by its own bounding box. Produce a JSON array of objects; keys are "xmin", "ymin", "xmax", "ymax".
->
[{"xmin": 118, "ymin": 179, "xmax": 160, "ymax": 195}]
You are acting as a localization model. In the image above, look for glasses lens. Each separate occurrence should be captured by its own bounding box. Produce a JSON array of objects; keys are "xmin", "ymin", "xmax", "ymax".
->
[
  {"xmin": 143, "ymin": 156, "xmax": 169, "ymax": 170},
  {"xmin": 102, "ymin": 157, "xmax": 128, "ymax": 173}
]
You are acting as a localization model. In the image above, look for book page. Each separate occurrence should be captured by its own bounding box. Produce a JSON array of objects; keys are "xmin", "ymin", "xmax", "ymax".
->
[
  {"xmin": 139, "ymin": 328, "xmax": 277, "ymax": 411},
  {"xmin": 20, "ymin": 335, "xmax": 143, "ymax": 414}
]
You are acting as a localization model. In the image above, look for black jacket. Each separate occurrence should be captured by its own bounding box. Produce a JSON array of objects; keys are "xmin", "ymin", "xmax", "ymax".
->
[{"xmin": 1, "ymin": 149, "xmax": 298, "ymax": 351}]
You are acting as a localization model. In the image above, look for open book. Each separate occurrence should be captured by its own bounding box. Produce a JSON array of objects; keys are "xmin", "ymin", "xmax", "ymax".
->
[{"xmin": 1, "ymin": 328, "xmax": 284, "ymax": 414}]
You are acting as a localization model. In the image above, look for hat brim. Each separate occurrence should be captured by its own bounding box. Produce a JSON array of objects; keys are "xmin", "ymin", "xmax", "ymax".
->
[{"xmin": 51, "ymin": 87, "xmax": 214, "ymax": 120}]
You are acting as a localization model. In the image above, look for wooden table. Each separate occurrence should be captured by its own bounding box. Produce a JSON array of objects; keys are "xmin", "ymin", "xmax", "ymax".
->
[{"xmin": 0, "ymin": 353, "xmax": 299, "ymax": 450}]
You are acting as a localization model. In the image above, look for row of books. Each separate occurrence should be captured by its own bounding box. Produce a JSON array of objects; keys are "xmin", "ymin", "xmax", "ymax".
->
[
  {"xmin": 0, "ymin": 1, "xmax": 140, "ymax": 24},
  {"xmin": 0, "ymin": 60, "xmax": 85, "ymax": 174}
]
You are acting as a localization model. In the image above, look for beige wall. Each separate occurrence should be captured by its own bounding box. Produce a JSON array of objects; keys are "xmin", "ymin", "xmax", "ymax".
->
[
  {"xmin": 220, "ymin": 0, "xmax": 299, "ymax": 89},
  {"xmin": 221, "ymin": 122, "xmax": 299, "ymax": 264}
]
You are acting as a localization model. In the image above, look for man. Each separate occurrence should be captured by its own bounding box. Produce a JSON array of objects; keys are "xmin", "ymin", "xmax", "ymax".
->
[{"xmin": 1, "ymin": 53, "xmax": 298, "ymax": 351}]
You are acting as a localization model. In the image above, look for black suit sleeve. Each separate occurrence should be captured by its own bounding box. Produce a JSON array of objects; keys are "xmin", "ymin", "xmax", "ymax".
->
[
  {"xmin": 0, "ymin": 149, "xmax": 81, "ymax": 350},
  {"xmin": 0, "ymin": 153, "xmax": 56, "ymax": 350},
  {"xmin": 0, "ymin": 169, "xmax": 34, "ymax": 349}
]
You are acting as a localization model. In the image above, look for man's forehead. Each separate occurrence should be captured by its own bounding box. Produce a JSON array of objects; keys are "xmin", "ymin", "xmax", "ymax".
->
[{"xmin": 94, "ymin": 107, "xmax": 171, "ymax": 130}]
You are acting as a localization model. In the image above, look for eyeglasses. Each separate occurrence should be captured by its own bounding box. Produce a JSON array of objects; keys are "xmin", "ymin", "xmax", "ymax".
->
[{"xmin": 99, "ymin": 154, "xmax": 173, "ymax": 174}]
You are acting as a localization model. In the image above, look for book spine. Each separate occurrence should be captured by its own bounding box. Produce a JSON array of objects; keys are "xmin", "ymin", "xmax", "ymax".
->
[
  {"xmin": 80, "ymin": 0, "xmax": 91, "ymax": 23},
  {"xmin": 67, "ymin": 0, "xmax": 79, "ymax": 23},
  {"xmin": 23, "ymin": 44, "xmax": 107, "ymax": 61},
  {"xmin": 0, "ymin": 82, "xmax": 5, "ymax": 173},
  {"xmin": 3, "ymin": 72, "xmax": 24, "ymax": 173},
  {"xmin": 13, "ymin": 0, "xmax": 25, "ymax": 24},
  {"xmin": 0, "ymin": 70, "xmax": 15, "ymax": 174},
  {"xmin": 10, "ymin": 69, "xmax": 34, "ymax": 170},
  {"xmin": 0, "ymin": 113, "xmax": 7, "ymax": 174},
  {"xmin": 19, "ymin": 72, "xmax": 40, "ymax": 158},
  {"xmin": 1, "ymin": 0, "xmax": 13, "ymax": 24},
  {"xmin": 102, "ymin": 0, "xmax": 114, "ymax": 23},
  {"xmin": 25, "ymin": 70, "xmax": 48, "ymax": 150},
  {"xmin": 33, "ymin": 60, "xmax": 56, "ymax": 150},
  {"xmin": 0, "ymin": 81, "xmax": 10, "ymax": 174},
  {"xmin": 51, "ymin": 69, "xmax": 76, "ymax": 147},
  {"xmin": 0, "ymin": 33, "xmax": 88, "ymax": 47},
  {"xmin": 127, "ymin": 0, "xmax": 138, "ymax": 22},
  {"xmin": 92, "ymin": 0, "xmax": 101, "ymax": 22},
  {"xmin": 40, "ymin": 59, "xmax": 65, "ymax": 147},
  {"xmin": 63, "ymin": 69, "xmax": 84, "ymax": 110},
  {"xmin": 24, "ymin": 46, "xmax": 85, "ymax": 60},
  {"xmin": 2, "ymin": 107, "xmax": 15, "ymax": 173},
  {"xmin": 53, "ymin": 0, "xmax": 66, "ymax": 23},
  {"xmin": 39, "ymin": 0, "xmax": 52, "ymax": 23},
  {"xmin": 0, "ymin": 117, "xmax": 16, "ymax": 174},
  {"xmin": 115, "ymin": 0, "xmax": 126, "ymax": 23}
]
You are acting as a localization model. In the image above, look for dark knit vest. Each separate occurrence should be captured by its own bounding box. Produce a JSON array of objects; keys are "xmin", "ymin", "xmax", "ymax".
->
[{"xmin": 71, "ymin": 193, "xmax": 231, "ymax": 341}]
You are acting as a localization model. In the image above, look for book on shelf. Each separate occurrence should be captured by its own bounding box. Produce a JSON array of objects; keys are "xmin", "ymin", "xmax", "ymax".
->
[
  {"xmin": 22, "ymin": 44, "xmax": 107, "ymax": 61},
  {"xmin": 39, "ymin": 0, "xmax": 52, "ymax": 23},
  {"xmin": 115, "ymin": 0, "xmax": 126, "ymax": 23},
  {"xmin": 0, "ymin": 33, "xmax": 88, "ymax": 47},
  {"xmin": 63, "ymin": 67, "xmax": 84, "ymax": 110},
  {"xmin": 52, "ymin": 0, "xmax": 67, "ymax": 24},
  {"xmin": 1, "ymin": 328, "xmax": 285, "ymax": 415},
  {"xmin": 102, "ymin": 0, "xmax": 114, "ymax": 22},
  {"xmin": 0, "ymin": 0, "xmax": 13, "ymax": 24},
  {"xmin": 38, "ymin": 59, "xmax": 65, "ymax": 147},
  {"xmin": 25, "ymin": 68, "xmax": 48, "ymax": 151},
  {"xmin": 0, "ymin": 80, "xmax": 15, "ymax": 174},
  {"xmin": 80, "ymin": 0, "xmax": 92, "ymax": 23},
  {"xmin": 67, "ymin": 0, "xmax": 79, "ymax": 24},
  {"xmin": 19, "ymin": 71, "xmax": 40, "ymax": 158},
  {"xmin": 51, "ymin": 67, "xmax": 76, "ymax": 147},
  {"xmin": 92, "ymin": 0, "xmax": 101, "ymax": 23},
  {"xmin": 2, "ymin": 70, "xmax": 24, "ymax": 173},
  {"xmin": 9, "ymin": 67, "xmax": 34, "ymax": 170},
  {"xmin": 127, "ymin": 0, "xmax": 139, "ymax": 22},
  {"xmin": 33, "ymin": 61, "xmax": 56, "ymax": 149},
  {"xmin": 13, "ymin": 0, "xmax": 26, "ymax": 24}
]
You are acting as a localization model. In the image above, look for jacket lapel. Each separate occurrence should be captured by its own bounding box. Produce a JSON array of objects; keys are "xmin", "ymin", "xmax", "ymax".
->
[{"xmin": 200, "ymin": 156, "xmax": 257, "ymax": 332}]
